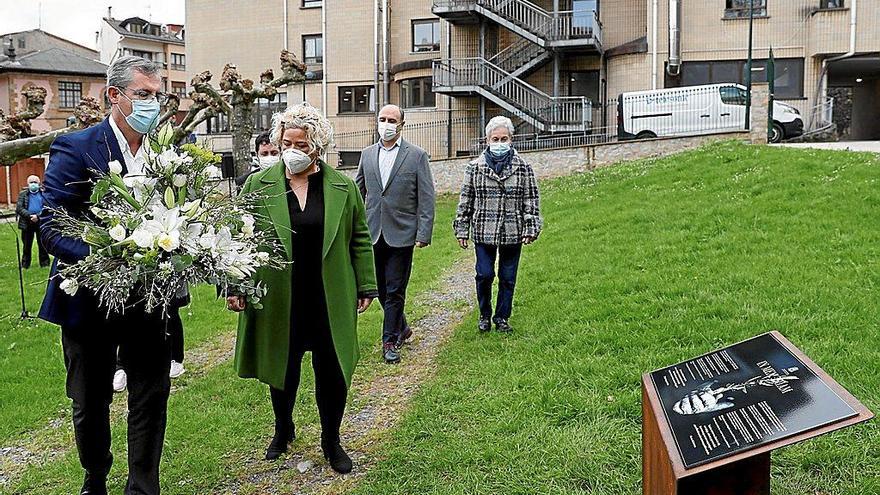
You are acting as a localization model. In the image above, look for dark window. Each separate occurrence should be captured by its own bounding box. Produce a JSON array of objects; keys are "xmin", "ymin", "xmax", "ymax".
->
[
  {"xmin": 254, "ymin": 92, "xmax": 287, "ymax": 131},
  {"xmin": 338, "ymin": 151, "xmax": 362, "ymax": 169},
  {"xmin": 58, "ymin": 81, "xmax": 82, "ymax": 108},
  {"xmin": 303, "ymin": 35, "xmax": 323, "ymax": 64},
  {"xmin": 17, "ymin": 38, "xmax": 25, "ymax": 49},
  {"xmin": 820, "ymin": 0, "xmax": 844, "ymax": 7},
  {"xmin": 676, "ymin": 58, "xmax": 804, "ymax": 98},
  {"xmin": 339, "ymin": 86, "xmax": 372, "ymax": 113},
  {"xmin": 129, "ymin": 23, "xmax": 144, "ymax": 34},
  {"xmin": 303, "ymin": 0, "xmax": 322, "ymax": 7},
  {"xmin": 724, "ymin": 0, "xmax": 767, "ymax": 18},
  {"xmin": 170, "ymin": 53, "xmax": 186, "ymax": 70},
  {"xmin": 172, "ymin": 81, "xmax": 187, "ymax": 98},
  {"xmin": 400, "ymin": 77, "xmax": 435, "ymax": 108},
  {"xmin": 719, "ymin": 86, "xmax": 747, "ymax": 105},
  {"xmin": 568, "ymin": 71, "xmax": 600, "ymax": 104},
  {"xmin": 412, "ymin": 19, "xmax": 440, "ymax": 52},
  {"xmin": 130, "ymin": 49, "xmax": 153, "ymax": 61}
]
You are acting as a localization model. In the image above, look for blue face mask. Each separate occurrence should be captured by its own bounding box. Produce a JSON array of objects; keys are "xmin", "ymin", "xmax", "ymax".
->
[
  {"xmin": 489, "ymin": 142, "xmax": 511, "ymax": 156},
  {"xmin": 28, "ymin": 183, "xmax": 40, "ymax": 193},
  {"xmin": 118, "ymin": 89, "xmax": 161, "ymax": 135}
]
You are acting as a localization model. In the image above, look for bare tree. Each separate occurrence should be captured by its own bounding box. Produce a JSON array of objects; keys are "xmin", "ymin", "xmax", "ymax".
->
[{"xmin": 0, "ymin": 50, "xmax": 307, "ymax": 173}]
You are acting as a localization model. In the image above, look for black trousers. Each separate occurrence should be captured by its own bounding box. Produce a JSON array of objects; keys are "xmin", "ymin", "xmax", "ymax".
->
[
  {"xmin": 269, "ymin": 342, "xmax": 348, "ymax": 444},
  {"xmin": 20, "ymin": 223, "xmax": 49, "ymax": 268},
  {"xmin": 373, "ymin": 236, "xmax": 414, "ymax": 345},
  {"xmin": 61, "ymin": 310, "xmax": 172, "ymax": 495},
  {"xmin": 116, "ymin": 311, "xmax": 184, "ymax": 371}
]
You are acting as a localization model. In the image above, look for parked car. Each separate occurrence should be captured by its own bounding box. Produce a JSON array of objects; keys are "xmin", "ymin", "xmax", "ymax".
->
[{"xmin": 617, "ymin": 83, "xmax": 803, "ymax": 143}]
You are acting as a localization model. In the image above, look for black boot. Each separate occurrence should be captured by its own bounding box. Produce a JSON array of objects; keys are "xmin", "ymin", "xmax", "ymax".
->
[
  {"xmin": 80, "ymin": 471, "xmax": 107, "ymax": 495},
  {"xmin": 321, "ymin": 439, "xmax": 353, "ymax": 474},
  {"xmin": 265, "ymin": 421, "xmax": 295, "ymax": 461}
]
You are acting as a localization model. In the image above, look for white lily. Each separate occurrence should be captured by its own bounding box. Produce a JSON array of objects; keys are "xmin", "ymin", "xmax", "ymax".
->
[{"xmin": 60, "ymin": 278, "xmax": 79, "ymax": 296}]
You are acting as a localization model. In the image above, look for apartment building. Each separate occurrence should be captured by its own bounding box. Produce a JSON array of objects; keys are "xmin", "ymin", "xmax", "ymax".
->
[
  {"xmin": 185, "ymin": 0, "xmax": 880, "ymax": 167},
  {"xmin": 99, "ymin": 10, "xmax": 192, "ymax": 121}
]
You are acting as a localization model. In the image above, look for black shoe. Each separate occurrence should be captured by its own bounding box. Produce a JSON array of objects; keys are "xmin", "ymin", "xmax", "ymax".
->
[
  {"xmin": 478, "ymin": 317, "xmax": 491, "ymax": 333},
  {"xmin": 396, "ymin": 326, "xmax": 413, "ymax": 347},
  {"xmin": 322, "ymin": 440, "xmax": 353, "ymax": 474},
  {"xmin": 494, "ymin": 318, "xmax": 513, "ymax": 333},
  {"xmin": 264, "ymin": 422, "xmax": 295, "ymax": 460},
  {"xmin": 80, "ymin": 472, "xmax": 107, "ymax": 495},
  {"xmin": 383, "ymin": 343, "xmax": 401, "ymax": 364}
]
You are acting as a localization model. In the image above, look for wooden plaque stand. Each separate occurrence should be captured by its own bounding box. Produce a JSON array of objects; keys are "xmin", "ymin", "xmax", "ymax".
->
[{"xmin": 642, "ymin": 331, "xmax": 873, "ymax": 495}]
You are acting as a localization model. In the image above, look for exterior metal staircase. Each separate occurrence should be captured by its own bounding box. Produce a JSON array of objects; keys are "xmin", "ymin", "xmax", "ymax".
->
[
  {"xmin": 433, "ymin": 57, "xmax": 591, "ymax": 132},
  {"xmin": 433, "ymin": 0, "xmax": 601, "ymax": 132}
]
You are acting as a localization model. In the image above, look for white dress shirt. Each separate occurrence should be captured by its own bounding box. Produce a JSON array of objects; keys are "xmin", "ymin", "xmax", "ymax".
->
[
  {"xmin": 109, "ymin": 116, "xmax": 147, "ymax": 176},
  {"xmin": 377, "ymin": 139, "xmax": 400, "ymax": 188}
]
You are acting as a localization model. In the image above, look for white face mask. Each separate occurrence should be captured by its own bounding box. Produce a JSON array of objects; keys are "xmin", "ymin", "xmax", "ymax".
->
[
  {"xmin": 282, "ymin": 148, "xmax": 314, "ymax": 175},
  {"xmin": 258, "ymin": 155, "xmax": 278, "ymax": 170},
  {"xmin": 489, "ymin": 142, "xmax": 512, "ymax": 156},
  {"xmin": 377, "ymin": 121, "xmax": 399, "ymax": 141}
]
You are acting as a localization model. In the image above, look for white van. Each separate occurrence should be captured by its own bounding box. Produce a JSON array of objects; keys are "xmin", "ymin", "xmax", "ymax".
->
[{"xmin": 617, "ymin": 83, "xmax": 803, "ymax": 143}]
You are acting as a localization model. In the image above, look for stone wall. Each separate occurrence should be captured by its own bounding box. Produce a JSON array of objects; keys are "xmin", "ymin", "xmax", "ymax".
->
[{"xmin": 341, "ymin": 131, "xmax": 750, "ymax": 194}]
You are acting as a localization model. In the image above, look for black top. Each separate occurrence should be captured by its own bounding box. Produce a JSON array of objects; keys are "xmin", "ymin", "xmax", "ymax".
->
[{"xmin": 286, "ymin": 167, "xmax": 331, "ymax": 352}]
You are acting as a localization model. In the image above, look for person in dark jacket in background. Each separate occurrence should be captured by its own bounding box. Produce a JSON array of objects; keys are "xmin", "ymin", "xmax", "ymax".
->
[
  {"xmin": 235, "ymin": 131, "xmax": 280, "ymax": 189},
  {"xmin": 15, "ymin": 174, "xmax": 50, "ymax": 269}
]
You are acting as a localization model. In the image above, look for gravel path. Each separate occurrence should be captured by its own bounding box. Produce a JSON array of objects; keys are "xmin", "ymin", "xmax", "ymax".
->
[{"xmin": 221, "ymin": 255, "xmax": 474, "ymax": 495}]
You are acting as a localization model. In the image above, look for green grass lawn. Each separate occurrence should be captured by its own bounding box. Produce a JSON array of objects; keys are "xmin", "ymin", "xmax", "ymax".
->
[
  {"xmin": 350, "ymin": 141, "xmax": 880, "ymax": 495},
  {"xmin": 3, "ymin": 141, "xmax": 878, "ymax": 494}
]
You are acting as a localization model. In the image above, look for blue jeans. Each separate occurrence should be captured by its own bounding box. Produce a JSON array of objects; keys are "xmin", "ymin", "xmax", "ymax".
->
[{"xmin": 474, "ymin": 243, "xmax": 522, "ymax": 321}]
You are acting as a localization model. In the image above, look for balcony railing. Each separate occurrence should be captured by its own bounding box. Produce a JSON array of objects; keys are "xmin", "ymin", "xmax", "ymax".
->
[
  {"xmin": 434, "ymin": 57, "xmax": 591, "ymax": 130},
  {"xmin": 433, "ymin": 0, "xmax": 601, "ymax": 46}
]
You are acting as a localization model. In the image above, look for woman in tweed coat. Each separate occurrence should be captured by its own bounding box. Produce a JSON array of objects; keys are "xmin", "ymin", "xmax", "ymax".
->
[{"xmin": 453, "ymin": 116, "xmax": 543, "ymax": 333}]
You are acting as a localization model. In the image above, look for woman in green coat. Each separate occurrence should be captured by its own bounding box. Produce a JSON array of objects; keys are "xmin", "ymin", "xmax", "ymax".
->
[{"xmin": 227, "ymin": 103, "xmax": 377, "ymax": 474}]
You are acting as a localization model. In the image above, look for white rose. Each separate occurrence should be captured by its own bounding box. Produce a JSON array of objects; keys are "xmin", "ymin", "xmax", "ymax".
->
[
  {"xmin": 108, "ymin": 224, "xmax": 127, "ymax": 242},
  {"xmin": 108, "ymin": 160, "xmax": 123, "ymax": 175},
  {"xmin": 60, "ymin": 278, "xmax": 79, "ymax": 296},
  {"xmin": 241, "ymin": 223, "xmax": 254, "ymax": 238},
  {"xmin": 131, "ymin": 228, "xmax": 156, "ymax": 249},
  {"xmin": 203, "ymin": 165, "xmax": 222, "ymax": 180},
  {"xmin": 172, "ymin": 174, "xmax": 188, "ymax": 188},
  {"xmin": 256, "ymin": 251, "xmax": 270, "ymax": 263},
  {"xmin": 157, "ymin": 231, "xmax": 181, "ymax": 252}
]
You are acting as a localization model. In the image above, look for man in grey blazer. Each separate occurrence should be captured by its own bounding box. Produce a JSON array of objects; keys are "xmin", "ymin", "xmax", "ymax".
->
[{"xmin": 356, "ymin": 104, "xmax": 435, "ymax": 364}]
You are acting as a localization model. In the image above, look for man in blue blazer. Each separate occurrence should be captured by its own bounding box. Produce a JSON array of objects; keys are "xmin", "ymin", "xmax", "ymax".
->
[{"xmin": 39, "ymin": 56, "xmax": 175, "ymax": 495}]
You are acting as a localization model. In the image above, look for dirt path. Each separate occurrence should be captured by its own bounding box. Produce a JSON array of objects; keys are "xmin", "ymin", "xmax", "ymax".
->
[
  {"xmin": 221, "ymin": 256, "xmax": 474, "ymax": 495},
  {"xmin": 0, "ymin": 330, "xmax": 237, "ymax": 489}
]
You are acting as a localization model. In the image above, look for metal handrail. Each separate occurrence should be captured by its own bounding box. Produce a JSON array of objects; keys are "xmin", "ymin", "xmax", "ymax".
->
[
  {"xmin": 490, "ymin": 36, "xmax": 546, "ymax": 73},
  {"xmin": 434, "ymin": 57, "xmax": 591, "ymax": 127}
]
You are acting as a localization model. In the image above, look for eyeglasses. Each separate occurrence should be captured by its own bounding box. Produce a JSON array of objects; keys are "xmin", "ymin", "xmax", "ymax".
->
[{"xmin": 117, "ymin": 87, "xmax": 170, "ymax": 105}]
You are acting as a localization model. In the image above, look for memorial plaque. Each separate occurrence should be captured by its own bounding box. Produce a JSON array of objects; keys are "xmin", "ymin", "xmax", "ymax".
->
[{"xmin": 649, "ymin": 332, "xmax": 858, "ymax": 469}]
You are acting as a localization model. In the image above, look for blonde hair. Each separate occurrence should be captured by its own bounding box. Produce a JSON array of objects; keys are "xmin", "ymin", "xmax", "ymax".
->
[{"xmin": 269, "ymin": 102, "xmax": 334, "ymax": 154}]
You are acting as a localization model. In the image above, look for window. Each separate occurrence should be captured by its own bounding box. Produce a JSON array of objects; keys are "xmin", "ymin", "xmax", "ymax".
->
[
  {"xmin": 412, "ymin": 19, "xmax": 440, "ymax": 52},
  {"xmin": 400, "ymin": 77, "xmax": 435, "ymax": 108},
  {"xmin": 58, "ymin": 81, "xmax": 82, "ymax": 109},
  {"xmin": 675, "ymin": 58, "xmax": 804, "ymax": 98},
  {"xmin": 820, "ymin": 0, "xmax": 844, "ymax": 8},
  {"xmin": 338, "ymin": 151, "xmax": 362, "ymax": 169},
  {"xmin": 130, "ymin": 49, "xmax": 153, "ymax": 61},
  {"xmin": 303, "ymin": 0, "xmax": 322, "ymax": 7},
  {"xmin": 303, "ymin": 35, "xmax": 323, "ymax": 64},
  {"xmin": 129, "ymin": 23, "xmax": 144, "ymax": 34},
  {"xmin": 724, "ymin": 0, "xmax": 767, "ymax": 18},
  {"xmin": 170, "ymin": 53, "xmax": 186, "ymax": 70},
  {"xmin": 719, "ymin": 86, "xmax": 747, "ymax": 105},
  {"xmin": 172, "ymin": 81, "xmax": 187, "ymax": 98},
  {"xmin": 339, "ymin": 86, "xmax": 373, "ymax": 113},
  {"xmin": 17, "ymin": 38, "xmax": 25, "ymax": 49},
  {"xmin": 254, "ymin": 93, "xmax": 287, "ymax": 131}
]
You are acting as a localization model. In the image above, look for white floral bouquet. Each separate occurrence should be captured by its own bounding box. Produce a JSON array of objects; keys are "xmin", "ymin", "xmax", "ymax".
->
[{"xmin": 51, "ymin": 124, "xmax": 285, "ymax": 316}]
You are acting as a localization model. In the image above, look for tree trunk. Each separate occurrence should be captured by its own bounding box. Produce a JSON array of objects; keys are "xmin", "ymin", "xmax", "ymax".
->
[{"xmin": 231, "ymin": 100, "xmax": 255, "ymax": 177}]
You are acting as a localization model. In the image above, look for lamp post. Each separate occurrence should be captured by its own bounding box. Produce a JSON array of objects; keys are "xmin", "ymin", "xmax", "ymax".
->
[{"xmin": 744, "ymin": 0, "xmax": 755, "ymax": 130}]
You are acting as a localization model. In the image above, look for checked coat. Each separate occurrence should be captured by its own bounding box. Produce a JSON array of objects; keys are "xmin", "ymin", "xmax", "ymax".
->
[{"xmin": 453, "ymin": 150, "xmax": 543, "ymax": 246}]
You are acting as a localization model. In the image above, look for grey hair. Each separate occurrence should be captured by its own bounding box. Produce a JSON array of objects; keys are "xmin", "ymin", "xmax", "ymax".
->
[
  {"xmin": 106, "ymin": 55, "xmax": 162, "ymax": 88},
  {"xmin": 380, "ymin": 104, "xmax": 405, "ymax": 122},
  {"xmin": 485, "ymin": 115, "xmax": 515, "ymax": 137},
  {"xmin": 270, "ymin": 102, "xmax": 334, "ymax": 154}
]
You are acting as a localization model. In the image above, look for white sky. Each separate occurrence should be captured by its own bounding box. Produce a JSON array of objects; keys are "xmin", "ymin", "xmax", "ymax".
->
[{"xmin": 0, "ymin": 0, "xmax": 185, "ymax": 51}]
